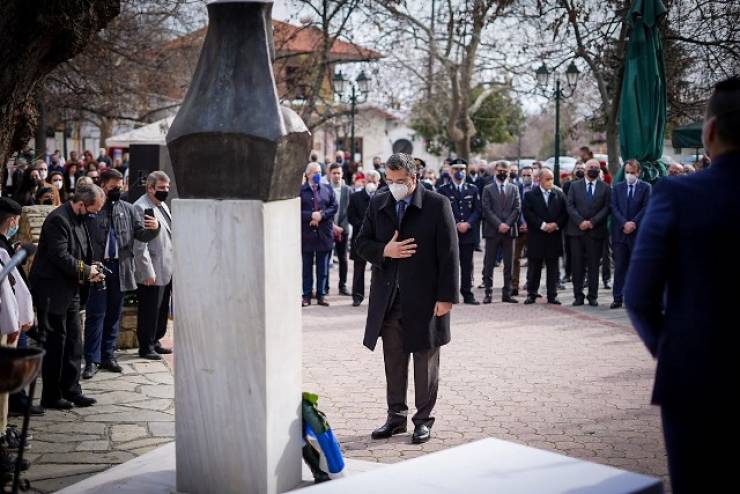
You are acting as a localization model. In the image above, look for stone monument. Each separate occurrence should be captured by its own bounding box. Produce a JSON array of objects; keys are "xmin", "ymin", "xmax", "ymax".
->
[{"xmin": 166, "ymin": 1, "xmax": 311, "ymax": 492}]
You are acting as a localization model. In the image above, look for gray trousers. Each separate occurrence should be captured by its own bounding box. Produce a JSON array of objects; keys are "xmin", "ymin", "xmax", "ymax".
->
[
  {"xmin": 381, "ymin": 296, "xmax": 440, "ymax": 427},
  {"xmin": 483, "ymin": 234, "xmax": 514, "ymax": 297}
]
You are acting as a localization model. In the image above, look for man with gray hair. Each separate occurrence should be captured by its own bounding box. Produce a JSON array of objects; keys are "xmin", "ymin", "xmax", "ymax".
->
[
  {"xmin": 348, "ymin": 169, "xmax": 381, "ymax": 306},
  {"xmin": 31, "ymin": 184, "xmax": 107, "ymax": 409},
  {"xmin": 133, "ymin": 171, "xmax": 174, "ymax": 359}
]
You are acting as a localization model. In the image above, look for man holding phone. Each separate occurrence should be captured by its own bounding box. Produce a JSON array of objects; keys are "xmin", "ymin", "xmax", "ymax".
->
[{"xmin": 133, "ymin": 171, "xmax": 173, "ymax": 360}]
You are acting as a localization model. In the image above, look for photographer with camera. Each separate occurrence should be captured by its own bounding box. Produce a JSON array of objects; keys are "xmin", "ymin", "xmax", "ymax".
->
[
  {"xmin": 82, "ymin": 169, "xmax": 160, "ymax": 379},
  {"xmin": 29, "ymin": 185, "xmax": 106, "ymax": 410}
]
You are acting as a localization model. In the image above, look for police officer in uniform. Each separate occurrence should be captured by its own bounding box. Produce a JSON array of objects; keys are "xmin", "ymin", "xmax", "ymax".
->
[{"xmin": 437, "ymin": 161, "xmax": 482, "ymax": 305}]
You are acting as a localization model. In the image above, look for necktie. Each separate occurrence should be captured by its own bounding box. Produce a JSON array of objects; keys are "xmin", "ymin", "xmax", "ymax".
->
[
  {"xmin": 397, "ymin": 200, "xmax": 406, "ymax": 228},
  {"xmin": 627, "ymin": 184, "xmax": 633, "ymax": 213},
  {"xmin": 158, "ymin": 205, "xmax": 171, "ymax": 230},
  {"xmin": 311, "ymin": 185, "xmax": 319, "ymax": 211},
  {"xmin": 587, "ymin": 182, "xmax": 593, "ymax": 201},
  {"xmin": 628, "ymin": 184, "xmax": 634, "ymax": 200},
  {"xmin": 500, "ymin": 184, "xmax": 504, "ymax": 195}
]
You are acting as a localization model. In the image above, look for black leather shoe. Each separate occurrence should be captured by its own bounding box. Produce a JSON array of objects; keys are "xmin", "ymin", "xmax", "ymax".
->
[
  {"xmin": 511, "ymin": 289, "xmax": 519, "ymax": 296},
  {"xmin": 548, "ymin": 298, "xmax": 562, "ymax": 305},
  {"xmin": 523, "ymin": 296, "xmax": 536, "ymax": 305},
  {"xmin": 483, "ymin": 294, "xmax": 492, "ymax": 304},
  {"xmin": 371, "ymin": 420, "xmax": 407, "ymax": 440},
  {"xmin": 316, "ymin": 298, "xmax": 330, "ymax": 307},
  {"xmin": 302, "ymin": 297, "xmax": 311, "ymax": 307},
  {"xmin": 610, "ymin": 300, "xmax": 623, "ymax": 309},
  {"xmin": 41, "ymin": 398, "xmax": 74, "ymax": 410},
  {"xmin": 572, "ymin": 298, "xmax": 585, "ymax": 306},
  {"xmin": 603, "ymin": 282, "xmax": 611, "ymax": 290},
  {"xmin": 502, "ymin": 296, "xmax": 519, "ymax": 303},
  {"xmin": 67, "ymin": 395, "xmax": 97, "ymax": 407},
  {"xmin": 564, "ymin": 276, "xmax": 572, "ymax": 283},
  {"xmin": 411, "ymin": 424, "xmax": 431, "ymax": 444},
  {"xmin": 338, "ymin": 287, "xmax": 351, "ymax": 296},
  {"xmin": 82, "ymin": 362, "xmax": 98, "ymax": 380},
  {"xmin": 463, "ymin": 296, "xmax": 480, "ymax": 305},
  {"xmin": 101, "ymin": 358, "xmax": 123, "ymax": 373},
  {"xmin": 588, "ymin": 299, "xmax": 599, "ymax": 307},
  {"xmin": 139, "ymin": 352, "xmax": 162, "ymax": 361},
  {"xmin": 154, "ymin": 345, "xmax": 173, "ymax": 355},
  {"xmin": 557, "ymin": 282, "xmax": 566, "ymax": 290},
  {"xmin": 352, "ymin": 298, "xmax": 362, "ymax": 307}
]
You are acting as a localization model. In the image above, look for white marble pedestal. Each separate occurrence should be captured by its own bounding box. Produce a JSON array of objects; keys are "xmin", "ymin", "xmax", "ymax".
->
[{"xmin": 172, "ymin": 198, "xmax": 302, "ymax": 494}]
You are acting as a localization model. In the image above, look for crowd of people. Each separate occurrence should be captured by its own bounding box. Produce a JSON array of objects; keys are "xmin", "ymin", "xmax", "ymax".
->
[
  {"xmin": 0, "ymin": 160, "xmax": 172, "ymax": 478},
  {"xmin": 301, "ymin": 145, "xmax": 665, "ymax": 310}
]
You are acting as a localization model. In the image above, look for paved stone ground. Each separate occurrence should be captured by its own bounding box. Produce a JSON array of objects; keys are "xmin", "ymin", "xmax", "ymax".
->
[{"xmin": 14, "ymin": 250, "xmax": 670, "ymax": 492}]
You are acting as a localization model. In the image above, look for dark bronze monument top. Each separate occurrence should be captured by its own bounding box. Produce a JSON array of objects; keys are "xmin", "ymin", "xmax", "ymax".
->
[{"xmin": 167, "ymin": 0, "xmax": 311, "ymax": 201}]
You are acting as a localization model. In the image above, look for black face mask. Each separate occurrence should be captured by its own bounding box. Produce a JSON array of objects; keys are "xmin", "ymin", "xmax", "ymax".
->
[
  {"xmin": 154, "ymin": 190, "xmax": 168, "ymax": 202},
  {"xmin": 586, "ymin": 169, "xmax": 600, "ymax": 179},
  {"xmin": 496, "ymin": 172, "xmax": 508, "ymax": 182},
  {"xmin": 575, "ymin": 170, "xmax": 585, "ymax": 179},
  {"xmin": 41, "ymin": 199, "xmax": 53, "ymax": 206},
  {"xmin": 107, "ymin": 188, "xmax": 121, "ymax": 202},
  {"xmin": 509, "ymin": 172, "xmax": 518, "ymax": 180}
]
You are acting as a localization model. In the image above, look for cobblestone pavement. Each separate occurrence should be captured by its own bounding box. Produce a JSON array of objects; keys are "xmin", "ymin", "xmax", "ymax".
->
[{"xmin": 17, "ymin": 251, "xmax": 669, "ymax": 492}]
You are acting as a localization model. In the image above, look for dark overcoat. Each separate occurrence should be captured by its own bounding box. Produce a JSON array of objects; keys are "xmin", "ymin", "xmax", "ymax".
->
[
  {"xmin": 300, "ymin": 182, "xmax": 338, "ymax": 253},
  {"xmin": 522, "ymin": 186, "xmax": 569, "ymax": 259},
  {"xmin": 355, "ymin": 184, "xmax": 459, "ymax": 353}
]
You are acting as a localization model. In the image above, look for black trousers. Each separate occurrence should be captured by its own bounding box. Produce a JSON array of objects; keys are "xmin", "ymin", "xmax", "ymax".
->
[
  {"xmin": 351, "ymin": 258, "xmax": 366, "ymax": 302},
  {"xmin": 527, "ymin": 256, "xmax": 559, "ymax": 301},
  {"xmin": 335, "ymin": 237, "xmax": 348, "ymax": 289},
  {"xmin": 459, "ymin": 243, "xmax": 474, "ymax": 297},
  {"xmin": 38, "ymin": 296, "xmax": 83, "ymax": 403},
  {"xmin": 381, "ymin": 296, "xmax": 439, "ymax": 427},
  {"xmin": 136, "ymin": 282, "xmax": 172, "ymax": 354},
  {"xmin": 564, "ymin": 234, "xmax": 572, "ymax": 278},
  {"xmin": 483, "ymin": 235, "xmax": 514, "ymax": 297},
  {"xmin": 602, "ymin": 237, "xmax": 612, "ymax": 283},
  {"xmin": 612, "ymin": 241, "xmax": 633, "ymax": 303},
  {"xmin": 661, "ymin": 405, "xmax": 729, "ymax": 494},
  {"xmin": 570, "ymin": 236, "xmax": 603, "ymax": 301}
]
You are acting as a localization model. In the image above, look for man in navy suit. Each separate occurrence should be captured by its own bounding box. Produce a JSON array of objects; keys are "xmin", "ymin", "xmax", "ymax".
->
[
  {"xmin": 609, "ymin": 160, "xmax": 651, "ymax": 309},
  {"xmin": 625, "ymin": 77, "xmax": 740, "ymax": 494}
]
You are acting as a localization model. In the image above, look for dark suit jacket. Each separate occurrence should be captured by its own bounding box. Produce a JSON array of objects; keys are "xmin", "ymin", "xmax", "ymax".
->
[
  {"xmin": 331, "ymin": 183, "xmax": 351, "ymax": 234},
  {"xmin": 517, "ymin": 183, "xmax": 536, "ymax": 227},
  {"xmin": 29, "ymin": 202, "xmax": 93, "ymax": 314},
  {"xmin": 300, "ymin": 183, "xmax": 338, "ymax": 253},
  {"xmin": 565, "ymin": 179, "xmax": 611, "ymax": 239},
  {"xmin": 436, "ymin": 182, "xmax": 481, "ymax": 245},
  {"xmin": 347, "ymin": 189, "xmax": 372, "ymax": 261},
  {"xmin": 625, "ymin": 152, "xmax": 740, "ymax": 406},
  {"xmin": 356, "ymin": 184, "xmax": 459, "ymax": 353},
  {"xmin": 481, "ymin": 181, "xmax": 521, "ymax": 238},
  {"xmin": 610, "ymin": 180, "xmax": 651, "ymax": 245},
  {"xmin": 523, "ymin": 187, "xmax": 569, "ymax": 259}
]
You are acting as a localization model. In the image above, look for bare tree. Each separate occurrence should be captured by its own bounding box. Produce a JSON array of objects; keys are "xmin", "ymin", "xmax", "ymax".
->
[{"xmin": 0, "ymin": 0, "xmax": 120, "ymax": 166}]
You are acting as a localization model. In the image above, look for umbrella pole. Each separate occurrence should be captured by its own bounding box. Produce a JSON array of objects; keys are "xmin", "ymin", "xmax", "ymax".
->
[{"xmin": 11, "ymin": 379, "xmax": 36, "ymax": 494}]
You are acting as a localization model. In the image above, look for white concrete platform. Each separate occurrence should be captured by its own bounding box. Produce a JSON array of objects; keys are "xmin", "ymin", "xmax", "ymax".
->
[{"xmin": 56, "ymin": 438, "xmax": 662, "ymax": 494}]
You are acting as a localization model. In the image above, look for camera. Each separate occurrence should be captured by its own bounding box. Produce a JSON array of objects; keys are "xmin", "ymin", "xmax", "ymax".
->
[{"xmin": 93, "ymin": 262, "xmax": 113, "ymax": 291}]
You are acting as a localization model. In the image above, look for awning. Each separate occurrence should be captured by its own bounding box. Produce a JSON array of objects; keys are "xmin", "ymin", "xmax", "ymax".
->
[{"xmin": 671, "ymin": 122, "xmax": 702, "ymax": 149}]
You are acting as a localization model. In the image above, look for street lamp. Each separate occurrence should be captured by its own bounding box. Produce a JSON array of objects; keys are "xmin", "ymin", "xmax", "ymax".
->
[
  {"xmin": 535, "ymin": 61, "xmax": 580, "ymax": 185},
  {"xmin": 334, "ymin": 69, "xmax": 371, "ymax": 168}
]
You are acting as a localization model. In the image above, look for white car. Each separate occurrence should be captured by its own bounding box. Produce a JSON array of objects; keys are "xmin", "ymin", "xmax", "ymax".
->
[{"xmin": 543, "ymin": 156, "xmax": 578, "ymax": 173}]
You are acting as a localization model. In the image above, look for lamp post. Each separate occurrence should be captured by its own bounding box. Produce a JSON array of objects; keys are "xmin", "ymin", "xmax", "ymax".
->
[
  {"xmin": 535, "ymin": 61, "xmax": 580, "ymax": 185},
  {"xmin": 333, "ymin": 69, "xmax": 370, "ymax": 167}
]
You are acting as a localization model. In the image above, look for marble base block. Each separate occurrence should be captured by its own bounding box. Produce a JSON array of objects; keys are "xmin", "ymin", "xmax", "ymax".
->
[{"xmin": 172, "ymin": 198, "xmax": 302, "ymax": 494}]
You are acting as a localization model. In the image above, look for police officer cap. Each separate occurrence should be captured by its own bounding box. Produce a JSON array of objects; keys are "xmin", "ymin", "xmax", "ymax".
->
[
  {"xmin": 450, "ymin": 158, "xmax": 468, "ymax": 169},
  {"xmin": 0, "ymin": 197, "xmax": 22, "ymax": 215}
]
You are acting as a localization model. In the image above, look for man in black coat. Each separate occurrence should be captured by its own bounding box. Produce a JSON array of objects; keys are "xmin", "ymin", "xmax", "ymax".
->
[
  {"xmin": 347, "ymin": 170, "xmax": 381, "ymax": 306},
  {"xmin": 565, "ymin": 159, "xmax": 611, "ymax": 306},
  {"xmin": 29, "ymin": 185, "xmax": 106, "ymax": 410},
  {"xmin": 522, "ymin": 169, "xmax": 569, "ymax": 304},
  {"xmin": 356, "ymin": 153, "xmax": 459, "ymax": 445}
]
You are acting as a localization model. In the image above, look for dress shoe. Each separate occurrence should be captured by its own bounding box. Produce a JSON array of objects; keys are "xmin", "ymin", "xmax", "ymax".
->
[
  {"xmin": 523, "ymin": 296, "xmax": 536, "ymax": 305},
  {"xmin": 67, "ymin": 395, "xmax": 97, "ymax": 407},
  {"xmin": 40, "ymin": 398, "xmax": 74, "ymax": 410},
  {"xmin": 474, "ymin": 246, "xmax": 482, "ymax": 252},
  {"xmin": 564, "ymin": 275, "xmax": 572, "ymax": 283},
  {"xmin": 548, "ymin": 298, "xmax": 562, "ymax": 305},
  {"xmin": 588, "ymin": 299, "xmax": 599, "ymax": 307},
  {"xmin": 316, "ymin": 298, "xmax": 330, "ymax": 307},
  {"xmin": 101, "ymin": 358, "xmax": 123, "ymax": 373},
  {"xmin": 302, "ymin": 297, "xmax": 311, "ymax": 307},
  {"xmin": 511, "ymin": 289, "xmax": 519, "ymax": 296},
  {"xmin": 477, "ymin": 282, "xmax": 486, "ymax": 289},
  {"xmin": 572, "ymin": 298, "xmax": 585, "ymax": 306},
  {"xmin": 502, "ymin": 296, "xmax": 519, "ymax": 303},
  {"xmin": 483, "ymin": 294, "xmax": 492, "ymax": 304},
  {"xmin": 338, "ymin": 287, "xmax": 351, "ymax": 296},
  {"xmin": 557, "ymin": 282, "xmax": 566, "ymax": 290},
  {"xmin": 139, "ymin": 352, "xmax": 162, "ymax": 361},
  {"xmin": 352, "ymin": 298, "xmax": 362, "ymax": 307},
  {"xmin": 154, "ymin": 345, "xmax": 173, "ymax": 355},
  {"xmin": 494, "ymin": 261, "xmax": 501, "ymax": 267},
  {"xmin": 603, "ymin": 281, "xmax": 611, "ymax": 290},
  {"xmin": 82, "ymin": 362, "xmax": 98, "ymax": 380},
  {"xmin": 371, "ymin": 420, "xmax": 407, "ymax": 439},
  {"xmin": 411, "ymin": 424, "xmax": 432, "ymax": 444},
  {"xmin": 610, "ymin": 300, "xmax": 623, "ymax": 309},
  {"xmin": 463, "ymin": 296, "xmax": 480, "ymax": 305}
]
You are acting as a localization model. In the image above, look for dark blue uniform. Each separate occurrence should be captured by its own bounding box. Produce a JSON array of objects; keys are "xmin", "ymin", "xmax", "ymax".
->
[{"xmin": 437, "ymin": 181, "xmax": 481, "ymax": 299}]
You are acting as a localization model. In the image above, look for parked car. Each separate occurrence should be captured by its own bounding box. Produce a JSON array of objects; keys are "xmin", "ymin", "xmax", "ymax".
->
[{"xmin": 543, "ymin": 156, "xmax": 578, "ymax": 173}]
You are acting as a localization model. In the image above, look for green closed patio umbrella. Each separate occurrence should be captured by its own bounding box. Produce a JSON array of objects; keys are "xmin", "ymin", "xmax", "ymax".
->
[{"xmin": 618, "ymin": 0, "xmax": 668, "ymax": 183}]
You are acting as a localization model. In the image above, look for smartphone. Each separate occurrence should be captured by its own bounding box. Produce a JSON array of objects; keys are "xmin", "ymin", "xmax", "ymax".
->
[{"xmin": 144, "ymin": 207, "xmax": 154, "ymax": 218}]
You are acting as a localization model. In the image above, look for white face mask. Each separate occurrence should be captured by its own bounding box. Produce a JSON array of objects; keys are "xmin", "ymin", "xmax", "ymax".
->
[
  {"xmin": 365, "ymin": 183, "xmax": 378, "ymax": 194},
  {"xmin": 388, "ymin": 183, "xmax": 409, "ymax": 201},
  {"xmin": 625, "ymin": 173, "xmax": 638, "ymax": 185},
  {"xmin": 39, "ymin": 170, "xmax": 48, "ymax": 180},
  {"xmin": 52, "ymin": 180, "xmax": 63, "ymax": 189}
]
